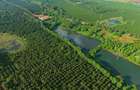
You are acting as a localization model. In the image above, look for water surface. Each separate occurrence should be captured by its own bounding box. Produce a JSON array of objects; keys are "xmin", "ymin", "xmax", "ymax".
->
[
  {"xmin": 55, "ymin": 27, "xmax": 100, "ymax": 50},
  {"xmin": 96, "ymin": 50, "xmax": 140, "ymax": 88},
  {"xmin": 55, "ymin": 27, "xmax": 140, "ymax": 89}
]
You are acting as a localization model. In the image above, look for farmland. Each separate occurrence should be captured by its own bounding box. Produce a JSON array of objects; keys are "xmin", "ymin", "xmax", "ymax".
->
[
  {"xmin": 0, "ymin": 0, "xmax": 139, "ymax": 90},
  {"xmin": 42, "ymin": 0, "xmax": 140, "ymax": 65},
  {"xmin": 39, "ymin": 0, "xmax": 140, "ymax": 89},
  {"xmin": 46, "ymin": 0, "xmax": 140, "ymax": 36},
  {"xmin": 0, "ymin": 0, "xmax": 134, "ymax": 90}
]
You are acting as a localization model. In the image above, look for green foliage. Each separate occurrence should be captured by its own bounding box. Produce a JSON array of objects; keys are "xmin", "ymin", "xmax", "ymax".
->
[
  {"xmin": 46, "ymin": 0, "xmax": 140, "ymax": 36},
  {"xmin": 5, "ymin": 0, "xmax": 41, "ymax": 13},
  {"xmin": 0, "ymin": 0, "xmax": 130, "ymax": 90},
  {"xmin": 89, "ymin": 46, "xmax": 102, "ymax": 57}
]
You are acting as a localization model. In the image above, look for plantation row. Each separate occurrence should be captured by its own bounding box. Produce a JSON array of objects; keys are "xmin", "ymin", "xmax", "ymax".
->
[{"xmin": 0, "ymin": 29, "xmax": 122, "ymax": 90}]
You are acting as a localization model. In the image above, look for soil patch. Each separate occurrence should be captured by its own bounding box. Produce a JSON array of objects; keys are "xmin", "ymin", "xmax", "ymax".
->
[
  {"xmin": 33, "ymin": 14, "xmax": 50, "ymax": 20},
  {"xmin": 114, "ymin": 34, "xmax": 139, "ymax": 43}
]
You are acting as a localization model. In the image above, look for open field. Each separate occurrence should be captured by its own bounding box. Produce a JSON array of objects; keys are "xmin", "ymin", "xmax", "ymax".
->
[
  {"xmin": 0, "ymin": 33, "xmax": 25, "ymax": 53},
  {"xmin": 107, "ymin": 0, "xmax": 140, "ymax": 3},
  {"xmin": 46, "ymin": 0, "xmax": 140, "ymax": 37}
]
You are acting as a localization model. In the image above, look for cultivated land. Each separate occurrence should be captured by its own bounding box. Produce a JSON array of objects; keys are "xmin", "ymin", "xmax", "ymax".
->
[
  {"xmin": 47, "ymin": 0, "xmax": 140, "ymax": 36},
  {"xmin": 45, "ymin": 0, "xmax": 140, "ymax": 65},
  {"xmin": 0, "ymin": 0, "xmax": 135, "ymax": 90},
  {"xmin": 34, "ymin": 0, "xmax": 140, "ymax": 89},
  {"xmin": 0, "ymin": 0, "xmax": 139, "ymax": 90}
]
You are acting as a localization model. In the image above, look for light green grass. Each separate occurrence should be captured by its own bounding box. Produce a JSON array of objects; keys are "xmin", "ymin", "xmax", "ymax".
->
[
  {"xmin": 46, "ymin": 0, "xmax": 140, "ymax": 37},
  {"xmin": 0, "ymin": 33, "xmax": 26, "ymax": 53},
  {"xmin": 30, "ymin": 0, "xmax": 44, "ymax": 5}
]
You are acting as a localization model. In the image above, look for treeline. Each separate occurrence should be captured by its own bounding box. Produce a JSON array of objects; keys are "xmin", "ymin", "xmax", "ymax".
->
[{"xmin": 0, "ymin": 0, "xmax": 42, "ymax": 37}]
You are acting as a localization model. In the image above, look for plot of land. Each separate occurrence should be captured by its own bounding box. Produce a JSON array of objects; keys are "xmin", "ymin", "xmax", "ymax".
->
[
  {"xmin": 47, "ymin": 0, "xmax": 140, "ymax": 36},
  {"xmin": 133, "ymin": 0, "xmax": 140, "ymax": 3},
  {"xmin": 117, "ymin": 34, "xmax": 138, "ymax": 43},
  {"xmin": 0, "ymin": 33, "xmax": 25, "ymax": 53},
  {"xmin": 33, "ymin": 14, "xmax": 50, "ymax": 20},
  {"xmin": 102, "ymin": 30, "xmax": 139, "ymax": 44},
  {"xmin": 101, "ymin": 17, "xmax": 125, "ymax": 27},
  {"xmin": 108, "ymin": 0, "xmax": 140, "ymax": 3}
]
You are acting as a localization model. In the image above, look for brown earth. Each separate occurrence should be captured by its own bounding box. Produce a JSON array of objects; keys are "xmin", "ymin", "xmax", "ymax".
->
[
  {"xmin": 33, "ymin": 14, "xmax": 50, "ymax": 20},
  {"xmin": 101, "ymin": 30, "xmax": 139, "ymax": 44},
  {"xmin": 133, "ymin": 0, "xmax": 140, "ymax": 3},
  {"xmin": 114, "ymin": 34, "xmax": 139, "ymax": 43},
  {"xmin": 0, "ymin": 84, "xmax": 5, "ymax": 90}
]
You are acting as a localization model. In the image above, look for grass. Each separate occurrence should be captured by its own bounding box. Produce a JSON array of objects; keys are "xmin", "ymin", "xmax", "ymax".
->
[
  {"xmin": 0, "ymin": 33, "xmax": 26, "ymax": 53},
  {"xmin": 46, "ymin": 0, "xmax": 140, "ymax": 37},
  {"xmin": 30, "ymin": 0, "xmax": 43, "ymax": 5}
]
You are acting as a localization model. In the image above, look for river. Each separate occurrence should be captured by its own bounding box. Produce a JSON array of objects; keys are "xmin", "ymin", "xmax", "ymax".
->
[{"xmin": 55, "ymin": 27, "xmax": 140, "ymax": 89}]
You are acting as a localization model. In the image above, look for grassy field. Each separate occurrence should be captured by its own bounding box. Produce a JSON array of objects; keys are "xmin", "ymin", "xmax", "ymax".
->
[
  {"xmin": 46, "ymin": 0, "xmax": 140, "ymax": 37},
  {"xmin": 29, "ymin": 0, "xmax": 43, "ymax": 5},
  {"xmin": 0, "ymin": 33, "xmax": 26, "ymax": 53}
]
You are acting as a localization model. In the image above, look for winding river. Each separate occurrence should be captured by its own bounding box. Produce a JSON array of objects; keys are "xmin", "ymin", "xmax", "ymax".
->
[{"xmin": 55, "ymin": 27, "xmax": 140, "ymax": 89}]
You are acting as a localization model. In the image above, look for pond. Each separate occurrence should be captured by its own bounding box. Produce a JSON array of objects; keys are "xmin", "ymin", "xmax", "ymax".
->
[
  {"xmin": 55, "ymin": 27, "xmax": 140, "ymax": 89},
  {"xmin": 108, "ymin": 19, "xmax": 121, "ymax": 26},
  {"xmin": 55, "ymin": 27, "xmax": 101, "ymax": 51},
  {"xmin": 96, "ymin": 50, "xmax": 140, "ymax": 88}
]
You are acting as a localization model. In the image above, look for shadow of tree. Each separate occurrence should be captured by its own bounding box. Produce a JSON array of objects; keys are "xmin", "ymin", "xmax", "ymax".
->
[
  {"xmin": 123, "ymin": 76, "xmax": 133, "ymax": 85},
  {"xmin": 0, "ymin": 51, "xmax": 11, "ymax": 66}
]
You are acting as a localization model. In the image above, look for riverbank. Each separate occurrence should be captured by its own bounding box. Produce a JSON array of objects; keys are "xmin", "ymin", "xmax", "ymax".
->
[{"xmin": 45, "ymin": 28, "xmax": 137, "ymax": 90}]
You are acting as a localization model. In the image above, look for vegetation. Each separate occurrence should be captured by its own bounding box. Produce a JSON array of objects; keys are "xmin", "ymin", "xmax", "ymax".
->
[
  {"xmin": 46, "ymin": 0, "xmax": 140, "ymax": 36},
  {"xmin": 5, "ymin": 0, "xmax": 41, "ymax": 13},
  {"xmin": 40, "ymin": 0, "xmax": 140, "ymax": 66},
  {"xmin": 0, "ymin": 33, "xmax": 26, "ymax": 53},
  {"xmin": 36, "ymin": 1, "xmax": 140, "ymax": 89},
  {"xmin": 0, "ymin": 0, "xmax": 136, "ymax": 90}
]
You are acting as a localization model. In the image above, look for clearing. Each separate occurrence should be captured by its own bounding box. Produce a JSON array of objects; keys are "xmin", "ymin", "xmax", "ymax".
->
[
  {"xmin": 114, "ymin": 34, "xmax": 139, "ymax": 43},
  {"xmin": 0, "ymin": 33, "xmax": 26, "ymax": 53},
  {"xmin": 33, "ymin": 14, "xmax": 51, "ymax": 20}
]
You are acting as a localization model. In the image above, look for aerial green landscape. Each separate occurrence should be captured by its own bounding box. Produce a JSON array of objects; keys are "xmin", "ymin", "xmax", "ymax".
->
[{"xmin": 0, "ymin": 0, "xmax": 140, "ymax": 90}]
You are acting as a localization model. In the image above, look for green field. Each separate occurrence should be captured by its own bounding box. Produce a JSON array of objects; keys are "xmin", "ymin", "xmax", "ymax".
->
[
  {"xmin": 0, "ymin": 0, "xmax": 134, "ymax": 90},
  {"xmin": 39, "ymin": 0, "xmax": 140, "ymax": 66},
  {"xmin": 46, "ymin": 0, "xmax": 140, "ymax": 36},
  {"xmin": 0, "ymin": 33, "xmax": 26, "ymax": 53}
]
